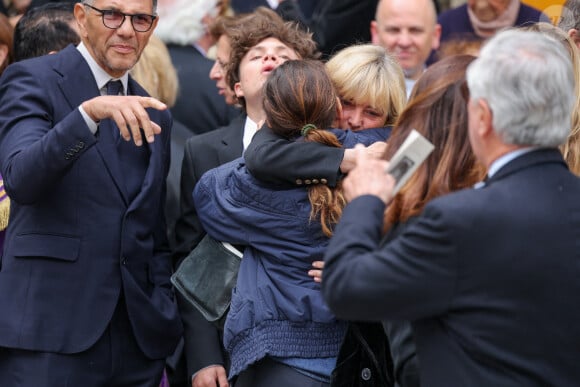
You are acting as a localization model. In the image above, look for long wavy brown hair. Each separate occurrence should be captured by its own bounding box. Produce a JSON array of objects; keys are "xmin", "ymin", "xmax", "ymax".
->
[
  {"xmin": 263, "ymin": 60, "xmax": 345, "ymax": 237},
  {"xmin": 520, "ymin": 22, "xmax": 580, "ymax": 175},
  {"xmin": 383, "ymin": 54, "xmax": 486, "ymax": 230}
]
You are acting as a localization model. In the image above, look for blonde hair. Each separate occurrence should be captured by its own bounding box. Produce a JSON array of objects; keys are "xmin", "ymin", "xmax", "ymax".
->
[
  {"xmin": 326, "ymin": 44, "xmax": 407, "ymax": 126},
  {"xmin": 521, "ymin": 23, "xmax": 580, "ymax": 175},
  {"xmin": 131, "ymin": 35, "xmax": 179, "ymax": 107}
]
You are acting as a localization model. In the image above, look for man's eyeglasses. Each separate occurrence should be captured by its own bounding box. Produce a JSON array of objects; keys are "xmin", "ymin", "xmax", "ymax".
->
[{"xmin": 84, "ymin": 4, "xmax": 157, "ymax": 33}]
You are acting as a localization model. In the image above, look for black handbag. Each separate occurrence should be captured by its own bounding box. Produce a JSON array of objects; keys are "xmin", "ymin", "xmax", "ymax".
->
[
  {"xmin": 331, "ymin": 322, "xmax": 394, "ymax": 387},
  {"xmin": 171, "ymin": 234, "xmax": 242, "ymax": 329}
]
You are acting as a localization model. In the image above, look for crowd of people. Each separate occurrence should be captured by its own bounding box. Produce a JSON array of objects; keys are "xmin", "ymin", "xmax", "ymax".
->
[{"xmin": 0, "ymin": 0, "xmax": 579, "ymax": 386}]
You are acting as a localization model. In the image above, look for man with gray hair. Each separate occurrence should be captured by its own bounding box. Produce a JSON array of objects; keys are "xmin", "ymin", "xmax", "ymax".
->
[
  {"xmin": 559, "ymin": 0, "xmax": 580, "ymax": 49},
  {"xmin": 0, "ymin": 0, "xmax": 182, "ymax": 385},
  {"xmin": 322, "ymin": 29, "xmax": 580, "ymax": 386}
]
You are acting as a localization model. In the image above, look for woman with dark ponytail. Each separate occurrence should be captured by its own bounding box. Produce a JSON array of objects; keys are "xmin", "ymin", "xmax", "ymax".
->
[{"xmin": 193, "ymin": 59, "xmax": 389, "ymax": 387}]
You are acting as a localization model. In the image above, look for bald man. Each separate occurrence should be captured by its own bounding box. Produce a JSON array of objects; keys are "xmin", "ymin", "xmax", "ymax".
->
[{"xmin": 370, "ymin": 0, "xmax": 440, "ymax": 96}]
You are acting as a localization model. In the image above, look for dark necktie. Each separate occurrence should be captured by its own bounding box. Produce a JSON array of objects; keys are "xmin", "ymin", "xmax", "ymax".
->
[
  {"xmin": 105, "ymin": 80, "xmax": 123, "ymax": 143},
  {"xmin": 106, "ymin": 80, "xmax": 123, "ymax": 96},
  {"xmin": 104, "ymin": 80, "xmax": 149, "ymax": 201}
]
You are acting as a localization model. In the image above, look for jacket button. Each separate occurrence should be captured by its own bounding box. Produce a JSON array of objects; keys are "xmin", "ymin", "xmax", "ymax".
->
[
  {"xmin": 295, "ymin": 179, "xmax": 303, "ymax": 185},
  {"xmin": 121, "ymin": 258, "xmax": 127, "ymax": 265},
  {"xmin": 320, "ymin": 178, "xmax": 328, "ymax": 184},
  {"xmin": 361, "ymin": 367, "xmax": 372, "ymax": 381},
  {"xmin": 305, "ymin": 179, "xmax": 312, "ymax": 185},
  {"xmin": 312, "ymin": 179, "xmax": 319, "ymax": 184}
]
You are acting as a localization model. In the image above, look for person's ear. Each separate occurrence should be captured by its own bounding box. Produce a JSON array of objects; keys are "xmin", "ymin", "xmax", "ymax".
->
[
  {"xmin": 370, "ymin": 20, "xmax": 380, "ymax": 45},
  {"xmin": 234, "ymin": 82, "xmax": 244, "ymax": 98},
  {"xmin": 478, "ymin": 99, "xmax": 493, "ymax": 137},
  {"xmin": 150, "ymin": 15, "xmax": 159, "ymax": 32},
  {"xmin": 432, "ymin": 23, "xmax": 442, "ymax": 50},
  {"xmin": 74, "ymin": 2, "xmax": 89, "ymax": 39},
  {"xmin": 568, "ymin": 29, "xmax": 580, "ymax": 50}
]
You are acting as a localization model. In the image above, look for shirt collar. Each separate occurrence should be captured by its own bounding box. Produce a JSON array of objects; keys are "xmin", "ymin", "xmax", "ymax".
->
[
  {"xmin": 76, "ymin": 42, "xmax": 129, "ymax": 94},
  {"xmin": 242, "ymin": 116, "xmax": 259, "ymax": 151},
  {"xmin": 488, "ymin": 146, "xmax": 539, "ymax": 178}
]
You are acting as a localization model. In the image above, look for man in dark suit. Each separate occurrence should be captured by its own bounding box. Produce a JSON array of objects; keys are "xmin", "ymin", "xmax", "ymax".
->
[
  {"xmin": 0, "ymin": 0, "xmax": 182, "ymax": 385},
  {"xmin": 322, "ymin": 29, "xmax": 580, "ymax": 386}
]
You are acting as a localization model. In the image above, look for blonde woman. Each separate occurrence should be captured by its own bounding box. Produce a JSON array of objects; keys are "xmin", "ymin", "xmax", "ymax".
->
[{"xmin": 326, "ymin": 44, "xmax": 406, "ymax": 131}]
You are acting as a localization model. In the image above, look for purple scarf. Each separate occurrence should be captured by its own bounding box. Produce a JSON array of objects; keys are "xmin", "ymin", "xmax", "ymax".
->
[{"xmin": 0, "ymin": 174, "xmax": 8, "ymax": 250}]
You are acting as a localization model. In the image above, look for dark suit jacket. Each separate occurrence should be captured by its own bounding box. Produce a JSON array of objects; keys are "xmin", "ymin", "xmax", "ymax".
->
[
  {"xmin": 323, "ymin": 148, "xmax": 580, "ymax": 386},
  {"xmin": 165, "ymin": 119, "xmax": 192, "ymax": 250},
  {"xmin": 173, "ymin": 113, "xmax": 245, "ymax": 378},
  {"xmin": 168, "ymin": 44, "xmax": 239, "ymax": 136},
  {"xmin": 0, "ymin": 45, "xmax": 182, "ymax": 359},
  {"xmin": 244, "ymin": 126, "xmax": 344, "ymax": 187}
]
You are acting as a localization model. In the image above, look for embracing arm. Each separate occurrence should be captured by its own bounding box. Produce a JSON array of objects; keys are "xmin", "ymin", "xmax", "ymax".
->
[
  {"xmin": 244, "ymin": 126, "xmax": 390, "ymax": 187},
  {"xmin": 244, "ymin": 127, "xmax": 344, "ymax": 187}
]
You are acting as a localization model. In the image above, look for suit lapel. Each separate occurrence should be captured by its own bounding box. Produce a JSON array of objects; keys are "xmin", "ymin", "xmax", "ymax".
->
[
  {"xmin": 53, "ymin": 46, "xmax": 129, "ymax": 203},
  {"xmin": 217, "ymin": 114, "xmax": 245, "ymax": 165}
]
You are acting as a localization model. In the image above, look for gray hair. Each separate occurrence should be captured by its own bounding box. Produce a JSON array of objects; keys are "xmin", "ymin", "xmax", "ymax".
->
[
  {"xmin": 81, "ymin": 0, "xmax": 158, "ymax": 12},
  {"xmin": 559, "ymin": 0, "xmax": 580, "ymax": 31},
  {"xmin": 466, "ymin": 29, "xmax": 575, "ymax": 147}
]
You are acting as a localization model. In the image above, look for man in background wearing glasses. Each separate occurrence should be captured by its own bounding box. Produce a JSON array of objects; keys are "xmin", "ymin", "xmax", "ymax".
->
[{"xmin": 0, "ymin": 0, "xmax": 183, "ymax": 385}]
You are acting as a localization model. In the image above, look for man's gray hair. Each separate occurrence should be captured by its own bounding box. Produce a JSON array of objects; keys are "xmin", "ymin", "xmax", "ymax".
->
[
  {"xmin": 81, "ymin": 0, "xmax": 158, "ymax": 12},
  {"xmin": 466, "ymin": 29, "xmax": 574, "ymax": 147},
  {"xmin": 559, "ymin": 0, "xmax": 580, "ymax": 31}
]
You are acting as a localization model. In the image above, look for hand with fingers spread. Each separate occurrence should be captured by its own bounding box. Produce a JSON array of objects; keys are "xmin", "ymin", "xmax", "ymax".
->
[
  {"xmin": 342, "ymin": 144, "xmax": 395, "ymax": 204},
  {"xmin": 82, "ymin": 95, "xmax": 167, "ymax": 146}
]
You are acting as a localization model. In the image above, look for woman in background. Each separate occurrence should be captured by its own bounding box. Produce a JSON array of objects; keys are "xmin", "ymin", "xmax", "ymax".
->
[{"xmin": 326, "ymin": 44, "xmax": 406, "ymax": 131}]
